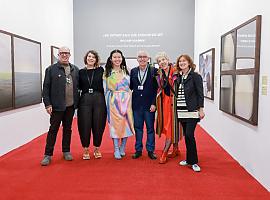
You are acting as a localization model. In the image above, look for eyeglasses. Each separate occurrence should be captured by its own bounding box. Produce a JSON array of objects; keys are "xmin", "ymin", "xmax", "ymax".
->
[
  {"xmin": 59, "ymin": 52, "xmax": 70, "ymax": 55},
  {"xmin": 138, "ymin": 56, "xmax": 148, "ymax": 59}
]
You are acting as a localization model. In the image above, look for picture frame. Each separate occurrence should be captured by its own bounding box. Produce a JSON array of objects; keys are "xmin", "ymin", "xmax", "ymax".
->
[
  {"xmin": 13, "ymin": 36, "xmax": 42, "ymax": 108},
  {"xmin": 199, "ymin": 48, "xmax": 215, "ymax": 100},
  {"xmin": 0, "ymin": 30, "xmax": 13, "ymax": 112},
  {"xmin": 100, "ymin": 62, "xmax": 106, "ymax": 69},
  {"xmin": 219, "ymin": 15, "xmax": 261, "ymax": 125},
  {"xmin": 0, "ymin": 29, "xmax": 42, "ymax": 113},
  {"xmin": 125, "ymin": 57, "xmax": 138, "ymax": 73},
  {"xmin": 51, "ymin": 45, "xmax": 59, "ymax": 64}
]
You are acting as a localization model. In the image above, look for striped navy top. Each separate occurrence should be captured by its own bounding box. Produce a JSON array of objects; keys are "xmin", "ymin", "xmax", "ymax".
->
[{"xmin": 177, "ymin": 72, "xmax": 199, "ymax": 119}]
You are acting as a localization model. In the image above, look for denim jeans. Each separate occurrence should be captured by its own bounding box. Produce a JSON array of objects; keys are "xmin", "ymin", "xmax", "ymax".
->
[{"xmin": 133, "ymin": 107, "xmax": 155, "ymax": 152}]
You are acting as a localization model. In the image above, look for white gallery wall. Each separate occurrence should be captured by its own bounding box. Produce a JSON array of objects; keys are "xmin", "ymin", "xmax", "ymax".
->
[
  {"xmin": 0, "ymin": 0, "xmax": 74, "ymax": 156},
  {"xmin": 194, "ymin": 0, "xmax": 270, "ymax": 191}
]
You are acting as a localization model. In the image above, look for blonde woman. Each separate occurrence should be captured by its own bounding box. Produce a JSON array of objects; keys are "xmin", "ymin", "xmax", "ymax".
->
[{"xmin": 155, "ymin": 52, "xmax": 181, "ymax": 164}]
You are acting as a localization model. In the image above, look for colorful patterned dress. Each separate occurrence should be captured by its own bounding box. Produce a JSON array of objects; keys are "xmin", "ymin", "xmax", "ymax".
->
[{"xmin": 104, "ymin": 70, "xmax": 135, "ymax": 139}]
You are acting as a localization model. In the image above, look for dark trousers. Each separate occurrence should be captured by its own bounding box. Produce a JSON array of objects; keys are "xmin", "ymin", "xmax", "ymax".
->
[
  {"xmin": 77, "ymin": 93, "xmax": 107, "ymax": 148},
  {"xmin": 133, "ymin": 107, "xmax": 155, "ymax": 152},
  {"xmin": 181, "ymin": 120, "xmax": 198, "ymax": 165},
  {"xmin": 45, "ymin": 106, "xmax": 75, "ymax": 156}
]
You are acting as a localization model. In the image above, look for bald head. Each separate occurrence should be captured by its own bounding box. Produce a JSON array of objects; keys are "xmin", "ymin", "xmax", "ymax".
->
[{"xmin": 58, "ymin": 46, "xmax": 71, "ymax": 65}]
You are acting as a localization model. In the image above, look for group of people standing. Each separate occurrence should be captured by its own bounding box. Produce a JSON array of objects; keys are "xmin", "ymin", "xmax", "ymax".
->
[{"xmin": 40, "ymin": 46, "xmax": 205, "ymax": 172}]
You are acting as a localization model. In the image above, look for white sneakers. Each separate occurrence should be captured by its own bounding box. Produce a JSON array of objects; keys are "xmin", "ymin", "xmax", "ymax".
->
[
  {"xmin": 191, "ymin": 164, "xmax": 201, "ymax": 172},
  {"xmin": 179, "ymin": 160, "xmax": 188, "ymax": 166},
  {"xmin": 179, "ymin": 160, "xmax": 201, "ymax": 172}
]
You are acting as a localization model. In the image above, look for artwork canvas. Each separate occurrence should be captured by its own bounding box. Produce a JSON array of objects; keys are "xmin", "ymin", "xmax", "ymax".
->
[
  {"xmin": 220, "ymin": 75, "xmax": 233, "ymax": 113},
  {"xmin": 221, "ymin": 32, "xmax": 235, "ymax": 71},
  {"xmin": 199, "ymin": 48, "xmax": 215, "ymax": 100},
  {"xmin": 219, "ymin": 15, "xmax": 261, "ymax": 125},
  {"xmin": 236, "ymin": 20, "xmax": 256, "ymax": 69},
  {"xmin": 0, "ymin": 31, "xmax": 13, "ymax": 112},
  {"xmin": 235, "ymin": 74, "xmax": 254, "ymax": 120},
  {"xmin": 13, "ymin": 36, "xmax": 42, "ymax": 108},
  {"xmin": 125, "ymin": 57, "xmax": 138, "ymax": 73},
  {"xmin": 51, "ymin": 46, "xmax": 59, "ymax": 64},
  {"xmin": 100, "ymin": 62, "xmax": 106, "ymax": 69}
]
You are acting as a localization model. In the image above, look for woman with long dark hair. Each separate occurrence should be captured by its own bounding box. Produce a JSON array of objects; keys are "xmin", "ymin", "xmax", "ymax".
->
[{"xmin": 103, "ymin": 49, "xmax": 135, "ymax": 159}]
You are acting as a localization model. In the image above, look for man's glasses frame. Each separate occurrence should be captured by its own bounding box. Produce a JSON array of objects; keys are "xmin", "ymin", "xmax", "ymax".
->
[
  {"xmin": 59, "ymin": 52, "xmax": 70, "ymax": 56},
  {"xmin": 137, "ymin": 56, "xmax": 148, "ymax": 60}
]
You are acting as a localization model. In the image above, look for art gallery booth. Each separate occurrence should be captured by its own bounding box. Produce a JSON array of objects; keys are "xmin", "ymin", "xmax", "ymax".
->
[{"xmin": 0, "ymin": 0, "xmax": 270, "ymax": 192}]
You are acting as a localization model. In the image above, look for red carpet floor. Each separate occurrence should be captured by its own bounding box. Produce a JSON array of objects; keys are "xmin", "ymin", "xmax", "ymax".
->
[{"xmin": 0, "ymin": 120, "xmax": 269, "ymax": 200}]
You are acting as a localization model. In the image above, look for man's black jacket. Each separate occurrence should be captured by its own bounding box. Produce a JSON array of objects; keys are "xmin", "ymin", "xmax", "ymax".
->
[{"xmin": 42, "ymin": 62, "xmax": 79, "ymax": 111}]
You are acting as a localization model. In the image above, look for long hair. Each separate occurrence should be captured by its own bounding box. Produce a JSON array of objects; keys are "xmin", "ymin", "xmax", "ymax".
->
[
  {"xmin": 175, "ymin": 54, "xmax": 196, "ymax": 72},
  {"xmin": 104, "ymin": 49, "xmax": 129, "ymax": 77}
]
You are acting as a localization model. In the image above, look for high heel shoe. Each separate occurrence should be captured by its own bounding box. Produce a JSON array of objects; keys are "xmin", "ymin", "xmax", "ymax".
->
[
  {"xmin": 82, "ymin": 148, "xmax": 90, "ymax": 160},
  {"xmin": 93, "ymin": 147, "xmax": 102, "ymax": 159},
  {"xmin": 167, "ymin": 147, "xmax": 180, "ymax": 158},
  {"xmin": 159, "ymin": 151, "xmax": 168, "ymax": 164}
]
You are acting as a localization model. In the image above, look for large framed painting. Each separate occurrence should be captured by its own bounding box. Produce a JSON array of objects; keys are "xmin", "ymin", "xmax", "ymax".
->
[
  {"xmin": 0, "ymin": 30, "xmax": 13, "ymax": 112},
  {"xmin": 125, "ymin": 57, "xmax": 138, "ymax": 72},
  {"xmin": 219, "ymin": 15, "xmax": 261, "ymax": 125},
  {"xmin": 51, "ymin": 45, "xmax": 59, "ymax": 64},
  {"xmin": 13, "ymin": 36, "xmax": 42, "ymax": 108},
  {"xmin": 0, "ymin": 30, "xmax": 42, "ymax": 113},
  {"xmin": 100, "ymin": 62, "xmax": 106, "ymax": 69},
  {"xmin": 199, "ymin": 48, "xmax": 215, "ymax": 100}
]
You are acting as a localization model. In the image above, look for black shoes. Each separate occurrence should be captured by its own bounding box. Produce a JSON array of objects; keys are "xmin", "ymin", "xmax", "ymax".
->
[
  {"xmin": 132, "ymin": 151, "xmax": 142, "ymax": 159},
  {"xmin": 132, "ymin": 151, "xmax": 157, "ymax": 160},
  {"xmin": 148, "ymin": 151, "xmax": 157, "ymax": 160}
]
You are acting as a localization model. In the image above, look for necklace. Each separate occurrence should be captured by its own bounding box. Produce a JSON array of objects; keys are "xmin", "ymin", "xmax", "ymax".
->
[
  {"xmin": 113, "ymin": 69, "xmax": 122, "ymax": 73},
  {"xmin": 86, "ymin": 66, "xmax": 95, "ymax": 69}
]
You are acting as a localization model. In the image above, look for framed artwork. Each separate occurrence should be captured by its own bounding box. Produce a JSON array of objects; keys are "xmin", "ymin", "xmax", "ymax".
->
[
  {"xmin": 51, "ymin": 45, "xmax": 59, "ymax": 64},
  {"xmin": 199, "ymin": 48, "xmax": 215, "ymax": 100},
  {"xmin": 100, "ymin": 62, "xmax": 106, "ymax": 69},
  {"xmin": 13, "ymin": 36, "xmax": 42, "ymax": 108},
  {"xmin": 125, "ymin": 57, "xmax": 138, "ymax": 72},
  {"xmin": 219, "ymin": 15, "xmax": 261, "ymax": 125},
  {"xmin": 0, "ymin": 29, "xmax": 42, "ymax": 113},
  {"xmin": 0, "ymin": 30, "xmax": 13, "ymax": 112}
]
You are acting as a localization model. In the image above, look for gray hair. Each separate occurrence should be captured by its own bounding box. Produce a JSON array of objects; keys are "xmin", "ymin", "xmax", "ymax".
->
[
  {"xmin": 137, "ymin": 50, "xmax": 149, "ymax": 57},
  {"xmin": 59, "ymin": 46, "xmax": 70, "ymax": 53},
  {"xmin": 155, "ymin": 51, "xmax": 169, "ymax": 63}
]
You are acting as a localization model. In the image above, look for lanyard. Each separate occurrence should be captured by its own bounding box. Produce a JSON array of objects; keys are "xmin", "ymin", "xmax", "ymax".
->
[
  {"xmin": 85, "ymin": 68, "xmax": 95, "ymax": 89},
  {"xmin": 138, "ymin": 66, "xmax": 148, "ymax": 85}
]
